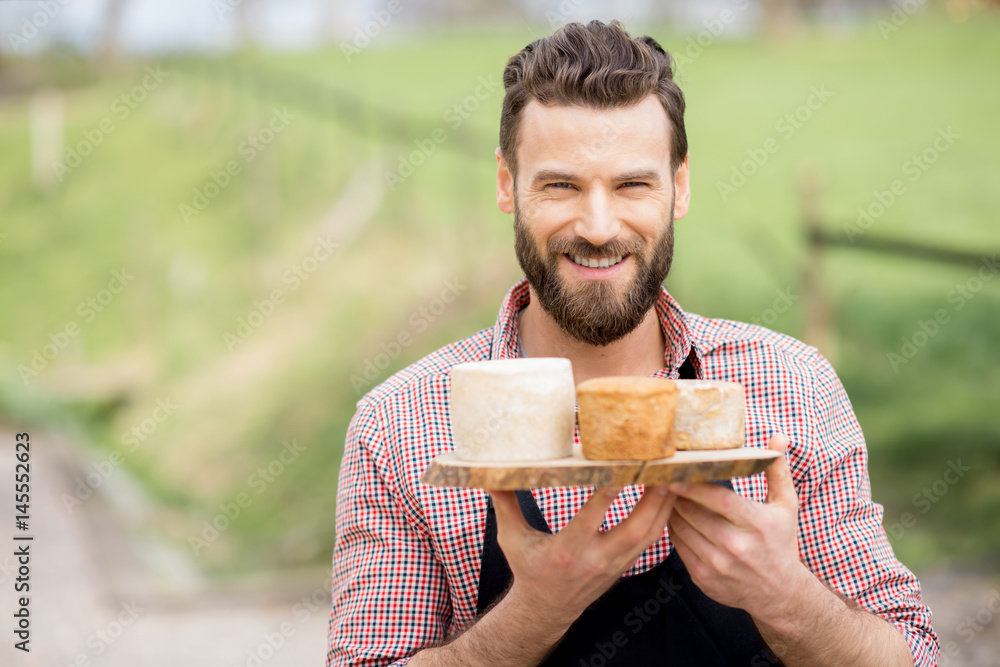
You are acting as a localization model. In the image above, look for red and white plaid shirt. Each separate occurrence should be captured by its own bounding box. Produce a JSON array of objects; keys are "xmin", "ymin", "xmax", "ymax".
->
[{"xmin": 327, "ymin": 278, "xmax": 939, "ymax": 666}]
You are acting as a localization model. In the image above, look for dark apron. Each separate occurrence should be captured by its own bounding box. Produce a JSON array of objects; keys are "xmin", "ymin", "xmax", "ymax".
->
[{"xmin": 475, "ymin": 355, "xmax": 774, "ymax": 665}]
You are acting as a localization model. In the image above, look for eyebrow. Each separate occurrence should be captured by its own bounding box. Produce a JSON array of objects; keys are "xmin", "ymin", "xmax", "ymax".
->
[{"xmin": 530, "ymin": 168, "xmax": 662, "ymax": 187}]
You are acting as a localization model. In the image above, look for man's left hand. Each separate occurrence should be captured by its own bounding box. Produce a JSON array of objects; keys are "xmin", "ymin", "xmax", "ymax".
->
[{"xmin": 667, "ymin": 432, "xmax": 808, "ymax": 622}]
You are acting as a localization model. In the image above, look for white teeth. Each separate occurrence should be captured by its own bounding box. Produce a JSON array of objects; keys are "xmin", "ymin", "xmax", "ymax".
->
[{"xmin": 569, "ymin": 254, "xmax": 626, "ymax": 268}]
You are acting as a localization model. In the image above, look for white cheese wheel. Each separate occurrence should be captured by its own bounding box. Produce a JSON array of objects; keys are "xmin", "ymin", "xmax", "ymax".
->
[
  {"xmin": 666, "ymin": 380, "xmax": 746, "ymax": 450},
  {"xmin": 449, "ymin": 358, "xmax": 575, "ymax": 462}
]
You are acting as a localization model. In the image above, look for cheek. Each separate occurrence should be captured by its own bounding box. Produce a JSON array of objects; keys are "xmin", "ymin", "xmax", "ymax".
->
[
  {"xmin": 518, "ymin": 221, "xmax": 562, "ymax": 264},
  {"xmin": 535, "ymin": 201, "xmax": 579, "ymax": 232},
  {"xmin": 531, "ymin": 220, "xmax": 578, "ymax": 253},
  {"xmin": 618, "ymin": 199, "xmax": 668, "ymax": 235}
]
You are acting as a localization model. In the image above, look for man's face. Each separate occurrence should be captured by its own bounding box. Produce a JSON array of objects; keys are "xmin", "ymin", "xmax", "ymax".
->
[{"xmin": 496, "ymin": 94, "xmax": 691, "ymax": 346}]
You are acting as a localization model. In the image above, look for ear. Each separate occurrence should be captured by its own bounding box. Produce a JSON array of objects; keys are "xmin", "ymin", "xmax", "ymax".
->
[
  {"xmin": 673, "ymin": 153, "xmax": 691, "ymax": 221},
  {"xmin": 496, "ymin": 147, "xmax": 515, "ymax": 215}
]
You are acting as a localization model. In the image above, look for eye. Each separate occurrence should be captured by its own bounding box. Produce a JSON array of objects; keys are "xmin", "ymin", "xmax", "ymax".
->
[
  {"xmin": 547, "ymin": 182, "xmax": 574, "ymax": 189},
  {"xmin": 620, "ymin": 181, "xmax": 648, "ymax": 188}
]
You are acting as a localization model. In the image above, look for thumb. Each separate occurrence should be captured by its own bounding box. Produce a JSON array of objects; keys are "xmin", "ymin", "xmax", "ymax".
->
[
  {"xmin": 485, "ymin": 489, "xmax": 533, "ymax": 540},
  {"xmin": 764, "ymin": 433, "xmax": 796, "ymax": 507}
]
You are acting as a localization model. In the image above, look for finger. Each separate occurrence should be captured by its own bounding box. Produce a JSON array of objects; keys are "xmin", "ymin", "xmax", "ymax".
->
[
  {"xmin": 598, "ymin": 487, "xmax": 676, "ymax": 568},
  {"xmin": 667, "ymin": 521, "xmax": 706, "ymax": 580},
  {"xmin": 667, "ymin": 481, "xmax": 753, "ymax": 527},
  {"xmin": 668, "ymin": 511, "xmax": 722, "ymax": 570},
  {"xmin": 647, "ymin": 487, "xmax": 678, "ymax": 534},
  {"xmin": 560, "ymin": 485, "xmax": 625, "ymax": 545},
  {"xmin": 485, "ymin": 489, "xmax": 534, "ymax": 540},
  {"xmin": 672, "ymin": 495, "xmax": 733, "ymax": 549},
  {"xmin": 764, "ymin": 433, "xmax": 796, "ymax": 508},
  {"xmin": 668, "ymin": 519, "xmax": 693, "ymax": 562},
  {"xmin": 606, "ymin": 485, "xmax": 673, "ymax": 544},
  {"xmin": 639, "ymin": 488, "xmax": 678, "ymax": 546}
]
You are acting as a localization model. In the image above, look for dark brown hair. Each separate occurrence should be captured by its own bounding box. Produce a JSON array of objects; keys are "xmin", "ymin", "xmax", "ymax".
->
[{"xmin": 499, "ymin": 19, "xmax": 687, "ymax": 182}]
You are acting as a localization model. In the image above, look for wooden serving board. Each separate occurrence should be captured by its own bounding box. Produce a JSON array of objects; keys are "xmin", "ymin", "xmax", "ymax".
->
[{"xmin": 421, "ymin": 448, "xmax": 781, "ymax": 490}]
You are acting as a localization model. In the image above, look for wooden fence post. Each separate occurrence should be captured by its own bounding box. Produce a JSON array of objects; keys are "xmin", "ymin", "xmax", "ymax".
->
[{"xmin": 800, "ymin": 168, "xmax": 836, "ymax": 365}]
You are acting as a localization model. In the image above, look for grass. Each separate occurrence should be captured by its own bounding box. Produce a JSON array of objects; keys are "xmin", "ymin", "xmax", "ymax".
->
[{"xmin": 0, "ymin": 8, "xmax": 998, "ymax": 574}]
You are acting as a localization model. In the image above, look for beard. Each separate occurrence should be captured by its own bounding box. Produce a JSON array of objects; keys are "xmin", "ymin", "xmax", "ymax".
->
[{"xmin": 513, "ymin": 196, "xmax": 675, "ymax": 347}]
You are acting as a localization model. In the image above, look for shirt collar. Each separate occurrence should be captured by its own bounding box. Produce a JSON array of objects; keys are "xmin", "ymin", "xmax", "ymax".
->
[{"xmin": 490, "ymin": 278, "xmax": 703, "ymax": 379}]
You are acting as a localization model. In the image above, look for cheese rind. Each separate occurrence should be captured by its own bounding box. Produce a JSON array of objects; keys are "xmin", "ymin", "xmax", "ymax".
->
[
  {"xmin": 450, "ymin": 358, "xmax": 575, "ymax": 462},
  {"xmin": 577, "ymin": 376, "xmax": 679, "ymax": 461},
  {"xmin": 667, "ymin": 380, "xmax": 746, "ymax": 450}
]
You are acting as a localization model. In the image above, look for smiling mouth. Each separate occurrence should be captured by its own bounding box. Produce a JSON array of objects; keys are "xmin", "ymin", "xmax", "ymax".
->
[{"xmin": 566, "ymin": 253, "xmax": 628, "ymax": 269}]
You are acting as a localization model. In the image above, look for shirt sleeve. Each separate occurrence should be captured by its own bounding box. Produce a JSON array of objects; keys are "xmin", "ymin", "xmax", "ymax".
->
[
  {"xmin": 327, "ymin": 401, "xmax": 452, "ymax": 666},
  {"xmin": 795, "ymin": 349, "xmax": 940, "ymax": 667}
]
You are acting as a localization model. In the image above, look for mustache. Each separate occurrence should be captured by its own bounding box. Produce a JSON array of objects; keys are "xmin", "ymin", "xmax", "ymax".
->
[{"xmin": 546, "ymin": 237, "xmax": 644, "ymax": 259}]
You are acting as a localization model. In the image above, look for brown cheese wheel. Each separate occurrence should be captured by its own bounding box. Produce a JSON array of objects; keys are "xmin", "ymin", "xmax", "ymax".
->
[{"xmin": 577, "ymin": 376, "xmax": 679, "ymax": 461}]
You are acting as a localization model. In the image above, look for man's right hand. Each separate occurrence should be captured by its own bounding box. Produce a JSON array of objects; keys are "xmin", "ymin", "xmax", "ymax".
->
[
  {"xmin": 407, "ymin": 485, "xmax": 676, "ymax": 667},
  {"xmin": 486, "ymin": 484, "xmax": 678, "ymax": 636}
]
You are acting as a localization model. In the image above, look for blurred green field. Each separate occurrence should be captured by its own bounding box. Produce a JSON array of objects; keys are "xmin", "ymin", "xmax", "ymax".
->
[{"xmin": 0, "ymin": 8, "xmax": 998, "ymax": 575}]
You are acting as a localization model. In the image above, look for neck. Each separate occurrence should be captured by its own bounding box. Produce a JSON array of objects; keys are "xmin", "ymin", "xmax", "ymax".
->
[{"xmin": 518, "ymin": 285, "xmax": 668, "ymax": 386}]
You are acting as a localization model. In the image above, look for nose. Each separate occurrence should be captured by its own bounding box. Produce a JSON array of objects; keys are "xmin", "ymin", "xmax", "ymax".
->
[{"xmin": 572, "ymin": 187, "xmax": 621, "ymax": 247}]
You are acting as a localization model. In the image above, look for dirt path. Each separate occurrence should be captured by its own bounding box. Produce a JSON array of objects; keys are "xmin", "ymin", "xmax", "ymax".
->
[
  {"xmin": 917, "ymin": 563, "xmax": 1000, "ymax": 666},
  {"xmin": 0, "ymin": 428, "xmax": 330, "ymax": 667}
]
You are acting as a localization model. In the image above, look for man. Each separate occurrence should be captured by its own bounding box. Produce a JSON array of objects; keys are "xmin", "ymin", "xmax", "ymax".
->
[{"xmin": 327, "ymin": 19, "xmax": 939, "ymax": 666}]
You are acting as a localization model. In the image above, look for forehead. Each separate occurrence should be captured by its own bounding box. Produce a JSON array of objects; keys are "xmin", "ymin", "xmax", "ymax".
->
[{"xmin": 516, "ymin": 94, "xmax": 672, "ymax": 176}]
